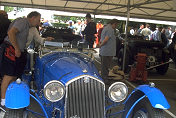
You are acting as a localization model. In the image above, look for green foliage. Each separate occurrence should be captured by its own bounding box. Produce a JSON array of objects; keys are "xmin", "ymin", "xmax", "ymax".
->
[
  {"xmin": 53, "ymin": 16, "xmax": 70, "ymax": 23},
  {"xmin": 4, "ymin": 6, "xmax": 14, "ymax": 12},
  {"xmin": 53, "ymin": 15, "xmax": 83, "ymax": 23},
  {"xmin": 156, "ymin": 24, "xmax": 168, "ymax": 28},
  {"xmin": 70, "ymin": 17, "xmax": 77, "ymax": 22},
  {"xmin": 118, "ymin": 21, "xmax": 125, "ymax": 33},
  {"xmin": 9, "ymin": 19, "xmax": 14, "ymax": 21},
  {"xmin": 4, "ymin": 6, "xmax": 23, "ymax": 13},
  {"xmin": 51, "ymin": 23, "xmax": 68, "ymax": 28},
  {"xmin": 16, "ymin": 7, "xmax": 24, "ymax": 12},
  {"xmin": 94, "ymin": 18, "xmax": 111, "ymax": 24}
]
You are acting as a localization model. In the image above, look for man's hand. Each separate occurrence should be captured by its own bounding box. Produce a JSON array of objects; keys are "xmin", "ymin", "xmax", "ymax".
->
[
  {"xmin": 46, "ymin": 37, "xmax": 54, "ymax": 41},
  {"xmin": 15, "ymin": 48, "xmax": 21, "ymax": 57},
  {"xmin": 98, "ymin": 36, "xmax": 109, "ymax": 48}
]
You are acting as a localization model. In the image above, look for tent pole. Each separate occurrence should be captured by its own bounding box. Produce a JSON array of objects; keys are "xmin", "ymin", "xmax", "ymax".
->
[
  {"xmin": 93, "ymin": 14, "xmax": 96, "ymax": 21},
  {"xmin": 122, "ymin": 0, "xmax": 130, "ymax": 72}
]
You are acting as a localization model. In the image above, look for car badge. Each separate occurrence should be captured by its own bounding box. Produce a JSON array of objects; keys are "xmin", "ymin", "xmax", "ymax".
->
[
  {"xmin": 83, "ymin": 76, "xmax": 90, "ymax": 83},
  {"xmin": 82, "ymin": 69, "xmax": 88, "ymax": 73}
]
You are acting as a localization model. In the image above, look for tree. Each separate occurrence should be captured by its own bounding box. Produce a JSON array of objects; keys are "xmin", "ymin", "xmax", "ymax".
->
[{"xmin": 4, "ymin": 6, "xmax": 14, "ymax": 12}]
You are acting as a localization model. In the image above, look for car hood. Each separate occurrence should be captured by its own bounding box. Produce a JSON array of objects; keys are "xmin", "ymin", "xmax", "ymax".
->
[{"xmin": 38, "ymin": 52, "xmax": 101, "ymax": 85}]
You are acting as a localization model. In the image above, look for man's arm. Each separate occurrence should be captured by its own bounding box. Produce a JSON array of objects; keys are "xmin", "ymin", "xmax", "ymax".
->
[
  {"xmin": 100, "ymin": 36, "xmax": 109, "ymax": 47},
  {"xmin": 156, "ymin": 32, "xmax": 160, "ymax": 41},
  {"xmin": 33, "ymin": 28, "xmax": 44, "ymax": 45},
  {"xmin": 140, "ymin": 29, "xmax": 144, "ymax": 35},
  {"xmin": 8, "ymin": 27, "xmax": 21, "ymax": 57},
  {"xmin": 33, "ymin": 28, "xmax": 53, "ymax": 44}
]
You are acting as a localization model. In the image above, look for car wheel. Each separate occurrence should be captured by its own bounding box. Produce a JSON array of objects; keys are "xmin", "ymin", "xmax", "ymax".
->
[
  {"xmin": 4, "ymin": 108, "xmax": 28, "ymax": 118},
  {"xmin": 132, "ymin": 98, "xmax": 165, "ymax": 118},
  {"xmin": 117, "ymin": 49, "xmax": 130, "ymax": 73},
  {"xmin": 156, "ymin": 63, "xmax": 169, "ymax": 75}
]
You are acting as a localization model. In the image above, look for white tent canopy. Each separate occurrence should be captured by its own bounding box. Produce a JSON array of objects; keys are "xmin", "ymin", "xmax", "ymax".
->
[{"xmin": 0, "ymin": 0, "xmax": 176, "ymax": 22}]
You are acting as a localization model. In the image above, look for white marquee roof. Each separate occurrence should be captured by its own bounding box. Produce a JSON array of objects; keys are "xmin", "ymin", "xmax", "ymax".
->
[{"xmin": 0, "ymin": 0, "xmax": 176, "ymax": 22}]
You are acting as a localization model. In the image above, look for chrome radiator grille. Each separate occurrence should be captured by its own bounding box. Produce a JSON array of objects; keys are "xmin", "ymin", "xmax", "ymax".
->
[{"xmin": 65, "ymin": 76, "xmax": 105, "ymax": 118}]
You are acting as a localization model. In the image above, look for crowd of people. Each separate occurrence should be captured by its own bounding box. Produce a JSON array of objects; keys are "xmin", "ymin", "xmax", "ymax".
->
[
  {"xmin": 66, "ymin": 14, "xmax": 102, "ymax": 48},
  {"xmin": 0, "ymin": 10, "xmax": 176, "ymax": 113},
  {"xmin": 130, "ymin": 24, "xmax": 176, "ymax": 47},
  {"xmin": 0, "ymin": 11, "xmax": 117, "ymax": 111}
]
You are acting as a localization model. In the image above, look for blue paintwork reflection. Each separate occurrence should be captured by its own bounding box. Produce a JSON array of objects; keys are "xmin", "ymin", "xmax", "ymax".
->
[{"xmin": 135, "ymin": 85, "xmax": 170, "ymax": 109}]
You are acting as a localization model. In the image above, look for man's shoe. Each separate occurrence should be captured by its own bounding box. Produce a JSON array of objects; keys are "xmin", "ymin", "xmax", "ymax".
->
[{"xmin": 0, "ymin": 105, "xmax": 6, "ymax": 112}]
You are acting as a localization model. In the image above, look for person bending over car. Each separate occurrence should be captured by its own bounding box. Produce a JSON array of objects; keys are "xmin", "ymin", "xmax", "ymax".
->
[
  {"xmin": 0, "ymin": 10, "xmax": 11, "ymax": 80},
  {"xmin": 0, "ymin": 11, "xmax": 41, "ymax": 112},
  {"xmin": 97, "ymin": 19, "xmax": 118, "ymax": 85}
]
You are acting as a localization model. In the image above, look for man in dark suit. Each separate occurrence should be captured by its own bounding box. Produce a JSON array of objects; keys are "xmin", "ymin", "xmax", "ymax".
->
[{"xmin": 82, "ymin": 13, "xmax": 97, "ymax": 48}]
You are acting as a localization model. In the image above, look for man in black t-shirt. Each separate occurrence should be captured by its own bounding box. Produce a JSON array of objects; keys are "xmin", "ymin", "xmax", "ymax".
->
[
  {"xmin": 0, "ymin": 10, "xmax": 11, "ymax": 44},
  {"xmin": 82, "ymin": 13, "xmax": 97, "ymax": 48}
]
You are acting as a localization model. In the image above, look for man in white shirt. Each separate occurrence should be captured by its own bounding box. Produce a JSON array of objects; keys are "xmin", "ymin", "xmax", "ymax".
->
[
  {"xmin": 26, "ymin": 27, "xmax": 53, "ymax": 48},
  {"xmin": 140, "ymin": 24, "xmax": 151, "ymax": 40}
]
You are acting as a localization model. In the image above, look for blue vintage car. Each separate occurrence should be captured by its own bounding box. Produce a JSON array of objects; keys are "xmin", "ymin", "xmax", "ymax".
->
[{"xmin": 3, "ymin": 41, "xmax": 170, "ymax": 118}]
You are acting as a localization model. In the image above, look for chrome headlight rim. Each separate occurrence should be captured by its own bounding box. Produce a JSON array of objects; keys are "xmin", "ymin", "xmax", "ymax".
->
[
  {"xmin": 108, "ymin": 82, "xmax": 128, "ymax": 102},
  {"xmin": 44, "ymin": 80, "xmax": 65, "ymax": 102}
]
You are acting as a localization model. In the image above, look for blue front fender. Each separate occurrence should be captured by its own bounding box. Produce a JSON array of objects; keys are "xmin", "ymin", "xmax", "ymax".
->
[
  {"xmin": 5, "ymin": 81, "xmax": 30, "ymax": 109},
  {"xmin": 135, "ymin": 85, "xmax": 170, "ymax": 109},
  {"xmin": 122, "ymin": 85, "xmax": 170, "ymax": 117}
]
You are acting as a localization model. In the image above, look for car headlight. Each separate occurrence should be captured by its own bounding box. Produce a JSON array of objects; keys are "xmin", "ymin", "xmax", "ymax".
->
[
  {"xmin": 108, "ymin": 82, "xmax": 128, "ymax": 102},
  {"xmin": 44, "ymin": 80, "xmax": 65, "ymax": 102}
]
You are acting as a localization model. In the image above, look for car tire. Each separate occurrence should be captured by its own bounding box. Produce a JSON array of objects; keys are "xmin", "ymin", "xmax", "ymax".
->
[
  {"xmin": 156, "ymin": 63, "xmax": 169, "ymax": 75},
  {"xmin": 132, "ymin": 98, "xmax": 165, "ymax": 118},
  {"xmin": 4, "ymin": 108, "xmax": 28, "ymax": 118}
]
